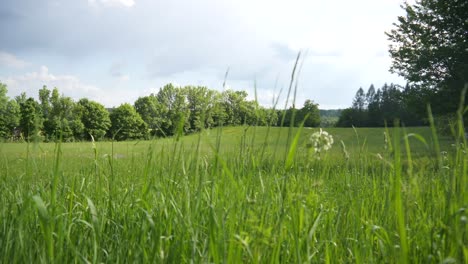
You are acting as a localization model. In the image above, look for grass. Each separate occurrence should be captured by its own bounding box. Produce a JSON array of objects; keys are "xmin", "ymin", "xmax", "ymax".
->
[{"xmin": 0, "ymin": 125, "xmax": 466, "ymax": 263}]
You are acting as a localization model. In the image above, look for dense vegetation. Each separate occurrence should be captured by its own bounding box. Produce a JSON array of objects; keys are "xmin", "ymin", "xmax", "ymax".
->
[
  {"xmin": 0, "ymin": 125, "xmax": 466, "ymax": 263},
  {"xmin": 0, "ymin": 82, "xmax": 320, "ymax": 141},
  {"xmin": 319, "ymin": 109, "xmax": 342, "ymax": 127},
  {"xmin": 0, "ymin": 0, "xmax": 466, "ymax": 262},
  {"xmin": 386, "ymin": 0, "xmax": 467, "ymax": 116},
  {"xmin": 337, "ymin": 83, "xmax": 426, "ymax": 127}
]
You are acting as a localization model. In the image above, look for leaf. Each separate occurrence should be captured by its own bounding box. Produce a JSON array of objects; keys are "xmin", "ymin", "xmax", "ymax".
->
[{"xmin": 32, "ymin": 195, "xmax": 49, "ymax": 222}]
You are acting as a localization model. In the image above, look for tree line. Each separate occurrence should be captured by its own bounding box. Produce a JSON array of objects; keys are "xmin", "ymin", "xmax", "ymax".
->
[
  {"xmin": 337, "ymin": 0, "xmax": 467, "ymax": 128},
  {"xmin": 0, "ymin": 82, "xmax": 320, "ymax": 141},
  {"xmin": 336, "ymin": 83, "xmax": 428, "ymax": 127}
]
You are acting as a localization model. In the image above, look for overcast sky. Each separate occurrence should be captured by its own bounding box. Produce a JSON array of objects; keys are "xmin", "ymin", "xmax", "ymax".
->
[{"xmin": 0, "ymin": 0, "xmax": 406, "ymax": 109}]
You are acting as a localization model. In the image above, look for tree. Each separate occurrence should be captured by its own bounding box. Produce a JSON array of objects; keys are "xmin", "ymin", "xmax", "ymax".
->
[
  {"xmin": 351, "ymin": 87, "xmax": 367, "ymax": 126},
  {"xmin": 0, "ymin": 83, "xmax": 21, "ymax": 138},
  {"xmin": 352, "ymin": 87, "xmax": 366, "ymax": 111},
  {"xmin": 134, "ymin": 95, "xmax": 164, "ymax": 136},
  {"xmin": 156, "ymin": 84, "xmax": 190, "ymax": 135},
  {"xmin": 78, "ymin": 99, "xmax": 111, "ymax": 140},
  {"xmin": 52, "ymin": 94, "xmax": 84, "ymax": 141},
  {"xmin": 380, "ymin": 83, "xmax": 403, "ymax": 124},
  {"xmin": 386, "ymin": 0, "xmax": 468, "ymax": 114},
  {"xmin": 297, "ymin": 100, "xmax": 320, "ymax": 127},
  {"xmin": 336, "ymin": 108, "xmax": 361, "ymax": 127},
  {"xmin": 37, "ymin": 87, "xmax": 84, "ymax": 141},
  {"xmin": 367, "ymin": 88, "xmax": 382, "ymax": 127},
  {"xmin": 15, "ymin": 92, "xmax": 27, "ymax": 106},
  {"xmin": 109, "ymin": 103, "xmax": 148, "ymax": 141},
  {"xmin": 185, "ymin": 86, "xmax": 215, "ymax": 132},
  {"xmin": 365, "ymin": 84, "xmax": 376, "ymax": 106},
  {"xmin": 38, "ymin": 86, "xmax": 51, "ymax": 121},
  {"xmin": 19, "ymin": 97, "xmax": 43, "ymax": 140},
  {"xmin": 222, "ymin": 90, "xmax": 255, "ymax": 126},
  {"xmin": 38, "ymin": 86, "xmax": 55, "ymax": 139}
]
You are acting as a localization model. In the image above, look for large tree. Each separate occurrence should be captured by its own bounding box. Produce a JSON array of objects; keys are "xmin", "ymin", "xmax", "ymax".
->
[
  {"xmin": 109, "ymin": 103, "xmax": 148, "ymax": 141},
  {"xmin": 185, "ymin": 86, "xmax": 216, "ymax": 132},
  {"xmin": 19, "ymin": 97, "xmax": 43, "ymax": 140},
  {"xmin": 78, "ymin": 99, "xmax": 111, "ymax": 140},
  {"xmin": 134, "ymin": 95, "xmax": 164, "ymax": 136},
  {"xmin": 297, "ymin": 100, "xmax": 320, "ymax": 127},
  {"xmin": 156, "ymin": 84, "xmax": 190, "ymax": 135},
  {"xmin": 0, "ymin": 83, "xmax": 20, "ymax": 138},
  {"xmin": 386, "ymin": 0, "xmax": 468, "ymax": 113}
]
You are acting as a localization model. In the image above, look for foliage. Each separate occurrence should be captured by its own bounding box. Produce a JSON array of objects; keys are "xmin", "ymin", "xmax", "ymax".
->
[
  {"xmin": 19, "ymin": 97, "xmax": 43, "ymax": 140},
  {"xmin": 337, "ymin": 83, "xmax": 427, "ymax": 127},
  {"xmin": 319, "ymin": 109, "xmax": 342, "ymax": 127},
  {"xmin": 134, "ymin": 95, "xmax": 164, "ymax": 136},
  {"xmin": 156, "ymin": 84, "xmax": 190, "ymax": 135},
  {"xmin": 386, "ymin": 0, "xmax": 468, "ymax": 114},
  {"xmin": 0, "ymin": 82, "xmax": 321, "ymax": 141},
  {"xmin": 40, "ymin": 87, "xmax": 84, "ymax": 141},
  {"xmin": 279, "ymin": 100, "xmax": 321, "ymax": 127},
  {"xmin": 109, "ymin": 103, "xmax": 148, "ymax": 140},
  {"xmin": 0, "ymin": 83, "xmax": 20, "ymax": 138},
  {"xmin": 78, "ymin": 99, "xmax": 111, "ymax": 140}
]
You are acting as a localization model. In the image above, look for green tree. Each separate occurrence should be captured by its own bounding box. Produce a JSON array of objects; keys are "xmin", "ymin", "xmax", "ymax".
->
[
  {"xmin": 19, "ymin": 97, "xmax": 43, "ymax": 140},
  {"xmin": 380, "ymin": 83, "xmax": 403, "ymax": 124},
  {"xmin": 386, "ymin": 0, "xmax": 468, "ymax": 114},
  {"xmin": 0, "ymin": 83, "xmax": 21, "ymax": 138},
  {"xmin": 38, "ymin": 85, "xmax": 51, "ymax": 124},
  {"xmin": 352, "ymin": 87, "xmax": 366, "ymax": 111},
  {"xmin": 298, "ymin": 100, "xmax": 320, "ymax": 127},
  {"xmin": 134, "ymin": 95, "xmax": 164, "ymax": 136},
  {"xmin": 38, "ymin": 87, "xmax": 84, "ymax": 141},
  {"xmin": 38, "ymin": 86, "xmax": 54, "ymax": 139},
  {"xmin": 78, "ymin": 99, "xmax": 111, "ymax": 140},
  {"xmin": 109, "ymin": 103, "xmax": 148, "ymax": 141},
  {"xmin": 263, "ymin": 107, "xmax": 278, "ymax": 126},
  {"xmin": 156, "ymin": 84, "xmax": 190, "ymax": 135},
  {"xmin": 367, "ymin": 88, "xmax": 382, "ymax": 127},
  {"xmin": 222, "ymin": 90, "xmax": 255, "ymax": 126},
  {"xmin": 336, "ymin": 108, "xmax": 360, "ymax": 127},
  {"xmin": 351, "ymin": 87, "xmax": 367, "ymax": 126},
  {"xmin": 210, "ymin": 91, "xmax": 227, "ymax": 127},
  {"xmin": 15, "ymin": 92, "xmax": 27, "ymax": 106},
  {"xmin": 185, "ymin": 86, "xmax": 221, "ymax": 131}
]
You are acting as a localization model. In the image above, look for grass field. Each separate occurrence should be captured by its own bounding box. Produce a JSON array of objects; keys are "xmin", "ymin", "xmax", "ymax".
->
[{"xmin": 0, "ymin": 126, "xmax": 466, "ymax": 263}]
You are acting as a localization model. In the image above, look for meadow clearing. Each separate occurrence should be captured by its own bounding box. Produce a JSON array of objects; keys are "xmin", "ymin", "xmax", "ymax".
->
[{"xmin": 0, "ymin": 125, "xmax": 466, "ymax": 263}]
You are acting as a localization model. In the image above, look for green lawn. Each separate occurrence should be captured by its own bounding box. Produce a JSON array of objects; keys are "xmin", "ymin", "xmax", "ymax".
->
[{"xmin": 0, "ymin": 126, "xmax": 466, "ymax": 263}]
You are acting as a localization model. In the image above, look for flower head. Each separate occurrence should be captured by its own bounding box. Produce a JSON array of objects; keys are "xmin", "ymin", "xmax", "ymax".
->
[{"xmin": 308, "ymin": 129, "xmax": 334, "ymax": 153}]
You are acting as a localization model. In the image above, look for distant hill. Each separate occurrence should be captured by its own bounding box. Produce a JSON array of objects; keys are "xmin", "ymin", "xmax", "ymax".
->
[{"xmin": 319, "ymin": 109, "xmax": 342, "ymax": 127}]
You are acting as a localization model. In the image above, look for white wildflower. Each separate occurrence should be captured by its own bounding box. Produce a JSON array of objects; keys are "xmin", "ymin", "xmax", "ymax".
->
[{"xmin": 308, "ymin": 129, "xmax": 334, "ymax": 154}]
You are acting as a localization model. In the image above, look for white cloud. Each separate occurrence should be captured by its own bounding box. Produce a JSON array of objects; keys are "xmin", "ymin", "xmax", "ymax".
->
[
  {"xmin": 109, "ymin": 61, "xmax": 130, "ymax": 81},
  {"xmin": 2, "ymin": 65, "xmax": 100, "ymax": 100},
  {"xmin": 119, "ymin": 74, "xmax": 130, "ymax": 81},
  {"xmin": 1, "ymin": 65, "xmax": 143, "ymax": 107},
  {"xmin": 1, "ymin": 0, "xmax": 409, "ymax": 109},
  {"xmin": 0, "ymin": 51, "xmax": 31, "ymax": 69}
]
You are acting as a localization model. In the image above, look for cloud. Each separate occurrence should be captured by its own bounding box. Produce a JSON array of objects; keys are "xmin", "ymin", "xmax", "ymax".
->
[
  {"xmin": 109, "ymin": 61, "xmax": 130, "ymax": 81},
  {"xmin": 1, "ymin": 65, "xmax": 100, "ymax": 100},
  {"xmin": 0, "ymin": 0, "xmax": 408, "ymax": 109},
  {"xmin": 1, "ymin": 65, "xmax": 143, "ymax": 107},
  {"xmin": 119, "ymin": 74, "xmax": 130, "ymax": 81},
  {"xmin": 0, "ymin": 51, "xmax": 31, "ymax": 69}
]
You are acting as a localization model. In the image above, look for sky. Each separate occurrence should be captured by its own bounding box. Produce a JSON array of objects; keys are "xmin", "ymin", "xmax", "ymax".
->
[{"xmin": 0, "ymin": 0, "xmax": 407, "ymax": 109}]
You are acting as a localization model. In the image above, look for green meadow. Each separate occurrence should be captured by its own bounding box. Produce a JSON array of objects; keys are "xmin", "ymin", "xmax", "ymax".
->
[{"xmin": 0, "ymin": 126, "xmax": 466, "ymax": 263}]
